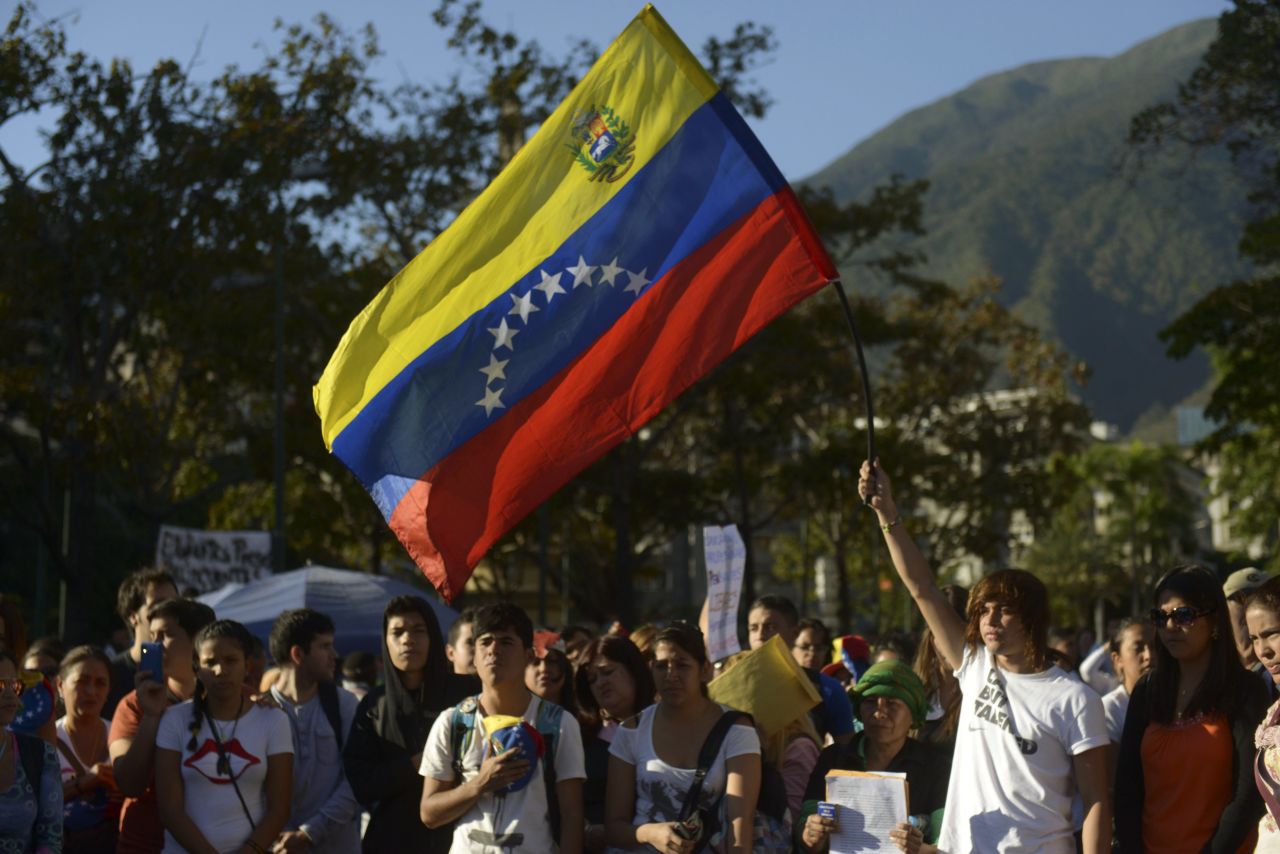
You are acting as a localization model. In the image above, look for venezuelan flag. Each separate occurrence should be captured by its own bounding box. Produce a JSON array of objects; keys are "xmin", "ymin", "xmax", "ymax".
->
[{"xmin": 314, "ymin": 5, "xmax": 837, "ymax": 600}]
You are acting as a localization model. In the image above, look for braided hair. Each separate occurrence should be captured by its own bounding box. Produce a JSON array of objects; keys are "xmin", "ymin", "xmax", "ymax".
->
[{"xmin": 187, "ymin": 620, "xmax": 256, "ymax": 752}]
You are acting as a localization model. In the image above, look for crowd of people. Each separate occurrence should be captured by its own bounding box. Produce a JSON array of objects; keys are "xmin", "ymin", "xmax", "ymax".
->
[{"xmin": 0, "ymin": 457, "xmax": 1278, "ymax": 852}]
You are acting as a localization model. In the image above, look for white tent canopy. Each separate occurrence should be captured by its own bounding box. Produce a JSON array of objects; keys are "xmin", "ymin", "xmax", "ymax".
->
[{"xmin": 197, "ymin": 566, "xmax": 457, "ymax": 658}]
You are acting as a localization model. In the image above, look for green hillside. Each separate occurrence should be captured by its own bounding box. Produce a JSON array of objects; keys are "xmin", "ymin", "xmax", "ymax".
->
[{"xmin": 807, "ymin": 19, "xmax": 1252, "ymax": 430}]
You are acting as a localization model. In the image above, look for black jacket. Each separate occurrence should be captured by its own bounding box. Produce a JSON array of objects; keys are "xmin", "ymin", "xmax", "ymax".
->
[
  {"xmin": 1114, "ymin": 671, "xmax": 1268, "ymax": 853},
  {"xmin": 343, "ymin": 673, "xmax": 478, "ymax": 853}
]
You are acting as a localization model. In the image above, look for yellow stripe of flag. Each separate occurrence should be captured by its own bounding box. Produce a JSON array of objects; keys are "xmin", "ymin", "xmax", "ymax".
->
[{"xmin": 314, "ymin": 5, "xmax": 717, "ymax": 449}]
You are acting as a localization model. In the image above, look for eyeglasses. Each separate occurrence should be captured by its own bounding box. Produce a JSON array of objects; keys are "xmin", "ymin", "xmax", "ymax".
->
[
  {"xmin": 0, "ymin": 678, "xmax": 25, "ymax": 696},
  {"xmin": 1149, "ymin": 606, "xmax": 1214, "ymax": 628}
]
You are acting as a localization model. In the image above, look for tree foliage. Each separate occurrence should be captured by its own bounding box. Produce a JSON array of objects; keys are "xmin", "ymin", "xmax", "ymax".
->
[
  {"xmin": 1027, "ymin": 442, "xmax": 1199, "ymax": 623},
  {"xmin": 4, "ymin": 1, "xmax": 1099, "ymax": 636},
  {"xmin": 1129, "ymin": 0, "xmax": 1280, "ymax": 563}
]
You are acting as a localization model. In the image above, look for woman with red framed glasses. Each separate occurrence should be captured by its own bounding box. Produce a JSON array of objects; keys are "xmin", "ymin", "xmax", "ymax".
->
[
  {"xmin": 0, "ymin": 649, "xmax": 62, "ymax": 853},
  {"xmin": 1116, "ymin": 564, "xmax": 1268, "ymax": 852}
]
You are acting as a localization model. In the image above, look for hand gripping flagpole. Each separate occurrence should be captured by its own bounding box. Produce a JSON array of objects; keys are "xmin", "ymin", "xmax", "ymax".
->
[{"xmin": 830, "ymin": 280, "xmax": 877, "ymax": 506}]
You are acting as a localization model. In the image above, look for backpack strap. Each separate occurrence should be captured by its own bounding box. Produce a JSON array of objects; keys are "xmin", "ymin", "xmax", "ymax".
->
[
  {"xmin": 533, "ymin": 698, "xmax": 564, "ymax": 843},
  {"xmin": 678, "ymin": 710, "xmax": 747, "ymax": 822},
  {"xmin": 533, "ymin": 697, "xmax": 564, "ymax": 759},
  {"xmin": 55, "ymin": 736, "xmax": 87, "ymax": 777},
  {"xmin": 449, "ymin": 695, "xmax": 481, "ymax": 781},
  {"xmin": 317, "ymin": 681, "xmax": 345, "ymax": 751},
  {"xmin": 15, "ymin": 733, "xmax": 45, "ymax": 795}
]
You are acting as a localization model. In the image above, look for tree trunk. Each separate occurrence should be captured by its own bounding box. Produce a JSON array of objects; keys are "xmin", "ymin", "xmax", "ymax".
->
[
  {"xmin": 723, "ymin": 396, "xmax": 756, "ymax": 606},
  {"xmin": 799, "ymin": 518, "xmax": 811, "ymax": 612},
  {"xmin": 1129, "ymin": 513, "xmax": 1140, "ymax": 618},
  {"xmin": 611, "ymin": 445, "xmax": 635, "ymax": 626},
  {"xmin": 61, "ymin": 442, "xmax": 96, "ymax": 644},
  {"xmin": 835, "ymin": 521, "xmax": 851, "ymax": 629}
]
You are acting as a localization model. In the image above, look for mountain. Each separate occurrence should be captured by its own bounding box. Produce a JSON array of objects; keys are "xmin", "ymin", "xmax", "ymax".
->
[{"xmin": 806, "ymin": 19, "xmax": 1252, "ymax": 431}]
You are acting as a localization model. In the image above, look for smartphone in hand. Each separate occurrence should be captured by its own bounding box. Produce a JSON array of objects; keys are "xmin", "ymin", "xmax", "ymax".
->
[{"xmin": 139, "ymin": 642, "xmax": 164, "ymax": 683}]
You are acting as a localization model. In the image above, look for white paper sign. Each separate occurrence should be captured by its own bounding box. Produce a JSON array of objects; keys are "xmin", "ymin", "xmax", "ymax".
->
[
  {"xmin": 155, "ymin": 525, "xmax": 273, "ymax": 593},
  {"xmin": 825, "ymin": 771, "xmax": 909, "ymax": 854},
  {"xmin": 703, "ymin": 524, "xmax": 746, "ymax": 663}
]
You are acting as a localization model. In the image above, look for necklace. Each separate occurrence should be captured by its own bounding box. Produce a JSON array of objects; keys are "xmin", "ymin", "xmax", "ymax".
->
[
  {"xmin": 67, "ymin": 718, "xmax": 104, "ymax": 765},
  {"xmin": 209, "ymin": 697, "xmax": 246, "ymax": 777}
]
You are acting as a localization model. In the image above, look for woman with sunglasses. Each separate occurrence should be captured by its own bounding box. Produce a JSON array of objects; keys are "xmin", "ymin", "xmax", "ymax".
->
[
  {"xmin": 1115, "ymin": 564, "xmax": 1267, "ymax": 853},
  {"xmin": 0, "ymin": 649, "xmax": 62, "ymax": 853}
]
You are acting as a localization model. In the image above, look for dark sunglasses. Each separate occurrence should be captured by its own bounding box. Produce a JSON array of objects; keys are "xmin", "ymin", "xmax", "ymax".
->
[{"xmin": 1149, "ymin": 606, "xmax": 1214, "ymax": 628}]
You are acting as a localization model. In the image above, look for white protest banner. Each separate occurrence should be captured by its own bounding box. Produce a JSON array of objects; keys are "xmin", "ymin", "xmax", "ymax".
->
[
  {"xmin": 703, "ymin": 524, "xmax": 746, "ymax": 663},
  {"xmin": 155, "ymin": 525, "xmax": 273, "ymax": 593}
]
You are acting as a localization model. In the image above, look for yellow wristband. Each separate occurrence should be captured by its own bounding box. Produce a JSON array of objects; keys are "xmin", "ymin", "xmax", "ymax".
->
[{"xmin": 880, "ymin": 517, "xmax": 902, "ymax": 534}]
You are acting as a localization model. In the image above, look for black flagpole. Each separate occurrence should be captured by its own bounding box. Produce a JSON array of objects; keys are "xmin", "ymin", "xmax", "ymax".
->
[{"xmin": 831, "ymin": 280, "xmax": 876, "ymax": 505}]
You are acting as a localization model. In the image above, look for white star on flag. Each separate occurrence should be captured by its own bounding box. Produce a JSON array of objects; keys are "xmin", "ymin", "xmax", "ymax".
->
[
  {"xmin": 479, "ymin": 354, "xmax": 508, "ymax": 385},
  {"xmin": 623, "ymin": 268, "xmax": 651, "ymax": 295},
  {"xmin": 534, "ymin": 269, "xmax": 567, "ymax": 302},
  {"xmin": 598, "ymin": 257, "xmax": 624, "ymax": 286},
  {"xmin": 567, "ymin": 256, "xmax": 595, "ymax": 288},
  {"xmin": 487, "ymin": 318, "xmax": 519, "ymax": 351},
  {"xmin": 476, "ymin": 386, "xmax": 506, "ymax": 416},
  {"xmin": 508, "ymin": 291, "xmax": 539, "ymax": 323}
]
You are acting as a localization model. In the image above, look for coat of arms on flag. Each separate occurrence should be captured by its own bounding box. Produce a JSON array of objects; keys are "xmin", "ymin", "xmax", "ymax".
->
[{"xmin": 567, "ymin": 105, "xmax": 636, "ymax": 182}]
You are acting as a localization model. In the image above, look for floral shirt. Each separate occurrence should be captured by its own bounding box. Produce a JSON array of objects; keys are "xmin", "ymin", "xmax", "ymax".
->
[
  {"xmin": 1255, "ymin": 699, "xmax": 1280, "ymax": 845},
  {"xmin": 0, "ymin": 733, "xmax": 62, "ymax": 854}
]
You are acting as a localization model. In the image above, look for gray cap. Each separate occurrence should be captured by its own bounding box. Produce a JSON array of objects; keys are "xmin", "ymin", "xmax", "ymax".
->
[{"xmin": 1223, "ymin": 567, "xmax": 1271, "ymax": 599}]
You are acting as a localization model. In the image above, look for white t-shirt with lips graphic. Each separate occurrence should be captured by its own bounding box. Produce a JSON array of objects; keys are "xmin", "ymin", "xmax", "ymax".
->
[{"xmin": 156, "ymin": 701, "xmax": 294, "ymax": 853}]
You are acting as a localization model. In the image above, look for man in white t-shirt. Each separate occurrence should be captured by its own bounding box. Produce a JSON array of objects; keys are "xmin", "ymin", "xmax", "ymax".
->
[
  {"xmin": 420, "ymin": 603, "xmax": 586, "ymax": 853},
  {"xmin": 858, "ymin": 460, "xmax": 1111, "ymax": 854}
]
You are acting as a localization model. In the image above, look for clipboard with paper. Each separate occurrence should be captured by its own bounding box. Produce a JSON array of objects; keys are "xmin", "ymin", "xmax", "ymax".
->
[{"xmin": 823, "ymin": 769, "xmax": 909, "ymax": 854}]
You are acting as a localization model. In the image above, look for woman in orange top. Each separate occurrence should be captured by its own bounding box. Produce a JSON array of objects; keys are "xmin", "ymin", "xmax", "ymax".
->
[{"xmin": 1115, "ymin": 564, "xmax": 1268, "ymax": 853}]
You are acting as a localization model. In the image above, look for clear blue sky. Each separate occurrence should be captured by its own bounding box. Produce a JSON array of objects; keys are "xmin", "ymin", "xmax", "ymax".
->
[{"xmin": 3, "ymin": 0, "xmax": 1229, "ymax": 180}]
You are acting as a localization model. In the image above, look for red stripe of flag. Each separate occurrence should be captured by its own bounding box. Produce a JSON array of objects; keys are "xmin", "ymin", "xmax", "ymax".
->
[{"xmin": 388, "ymin": 188, "xmax": 834, "ymax": 600}]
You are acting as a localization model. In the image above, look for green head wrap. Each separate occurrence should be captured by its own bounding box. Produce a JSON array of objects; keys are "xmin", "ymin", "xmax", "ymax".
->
[{"xmin": 850, "ymin": 659, "xmax": 929, "ymax": 728}]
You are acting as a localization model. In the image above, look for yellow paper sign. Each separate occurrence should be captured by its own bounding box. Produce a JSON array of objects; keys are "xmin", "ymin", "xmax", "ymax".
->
[{"xmin": 708, "ymin": 635, "xmax": 822, "ymax": 734}]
